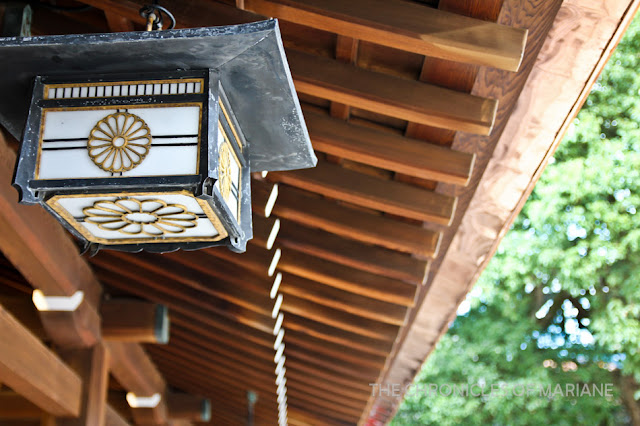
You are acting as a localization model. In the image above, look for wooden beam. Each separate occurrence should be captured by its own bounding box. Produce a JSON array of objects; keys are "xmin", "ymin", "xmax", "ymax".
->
[
  {"xmin": 330, "ymin": 35, "xmax": 359, "ymax": 119},
  {"xmin": 93, "ymin": 261, "xmax": 276, "ymax": 336},
  {"xmin": 252, "ymin": 180, "xmax": 441, "ymax": 257},
  {"xmin": 278, "ymin": 250, "xmax": 416, "ymax": 306},
  {"xmin": 0, "ymin": 304, "xmax": 81, "ymax": 417},
  {"xmin": 204, "ymin": 245, "xmax": 277, "ymax": 278},
  {"xmin": 106, "ymin": 342, "xmax": 168, "ymax": 425},
  {"xmin": 287, "ymin": 49, "xmax": 498, "ymax": 135},
  {"xmin": 304, "ymin": 110, "xmax": 475, "ymax": 185},
  {"xmin": 281, "ymin": 293, "xmax": 399, "ymax": 341},
  {"xmin": 136, "ymin": 252, "xmax": 274, "ymax": 317},
  {"xmin": 101, "ymin": 299, "xmax": 169, "ymax": 344},
  {"xmin": 277, "ymin": 219, "xmax": 428, "ymax": 284},
  {"xmin": 107, "ymin": 342, "xmax": 165, "ymax": 396},
  {"xmin": 270, "ymin": 159, "xmax": 457, "ymax": 224},
  {"xmin": 58, "ymin": 344, "xmax": 110, "ymax": 426},
  {"xmin": 286, "ymin": 331, "xmax": 386, "ymax": 370},
  {"xmin": 0, "ymin": 131, "xmax": 101, "ymax": 347},
  {"xmin": 283, "ymin": 313, "xmax": 393, "ymax": 356},
  {"xmin": 279, "ymin": 273, "xmax": 407, "ymax": 325},
  {"xmin": 241, "ymin": 0, "xmax": 527, "ymax": 71}
]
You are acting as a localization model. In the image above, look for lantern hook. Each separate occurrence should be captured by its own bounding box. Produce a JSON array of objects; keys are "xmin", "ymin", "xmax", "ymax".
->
[{"xmin": 139, "ymin": 2, "xmax": 176, "ymax": 31}]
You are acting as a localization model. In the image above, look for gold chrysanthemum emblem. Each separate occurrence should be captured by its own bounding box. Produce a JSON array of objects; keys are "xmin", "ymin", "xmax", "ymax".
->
[
  {"xmin": 88, "ymin": 112, "xmax": 152, "ymax": 173},
  {"xmin": 218, "ymin": 143, "xmax": 232, "ymax": 199},
  {"xmin": 83, "ymin": 198, "xmax": 197, "ymax": 236}
]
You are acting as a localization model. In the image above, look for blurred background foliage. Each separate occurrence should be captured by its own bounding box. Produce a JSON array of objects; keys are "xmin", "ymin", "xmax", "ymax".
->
[{"xmin": 392, "ymin": 11, "xmax": 640, "ymax": 426}]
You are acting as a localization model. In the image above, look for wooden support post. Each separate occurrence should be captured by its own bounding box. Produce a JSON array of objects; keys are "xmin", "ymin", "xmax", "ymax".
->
[
  {"xmin": 57, "ymin": 344, "xmax": 110, "ymax": 426},
  {"xmin": 107, "ymin": 342, "xmax": 168, "ymax": 425},
  {"xmin": 101, "ymin": 299, "xmax": 169, "ymax": 344},
  {"xmin": 0, "ymin": 304, "xmax": 81, "ymax": 417}
]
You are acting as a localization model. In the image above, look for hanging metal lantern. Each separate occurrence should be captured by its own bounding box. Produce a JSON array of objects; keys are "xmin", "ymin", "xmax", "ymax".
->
[{"xmin": 0, "ymin": 20, "xmax": 316, "ymax": 253}]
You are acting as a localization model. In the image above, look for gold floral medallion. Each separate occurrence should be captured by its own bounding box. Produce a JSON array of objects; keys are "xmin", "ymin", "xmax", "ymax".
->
[
  {"xmin": 83, "ymin": 198, "xmax": 197, "ymax": 236},
  {"xmin": 218, "ymin": 143, "xmax": 232, "ymax": 199},
  {"xmin": 88, "ymin": 112, "xmax": 152, "ymax": 173}
]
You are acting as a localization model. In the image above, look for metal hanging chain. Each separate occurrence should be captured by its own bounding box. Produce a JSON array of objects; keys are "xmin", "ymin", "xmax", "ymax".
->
[{"xmin": 139, "ymin": 2, "xmax": 176, "ymax": 31}]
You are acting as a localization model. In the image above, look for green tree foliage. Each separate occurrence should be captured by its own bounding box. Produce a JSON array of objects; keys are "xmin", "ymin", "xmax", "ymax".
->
[{"xmin": 392, "ymin": 13, "xmax": 640, "ymax": 426}]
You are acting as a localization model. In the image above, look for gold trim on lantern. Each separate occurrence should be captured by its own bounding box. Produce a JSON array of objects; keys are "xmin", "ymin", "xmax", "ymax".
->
[
  {"xmin": 83, "ymin": 197, "xmax": 197, "ymax": 236},
  {"xmin": 87, "ymin": 112, "xmax": 152, "ymax": 173},
  {"xmin": 219, "ymin": 101, "xmax": 243, "ymax": 152},
  {"xmin": 46, "ymin": 191, "xmax": 228, "ymax": 245},
  {"xmin": 218, "ymin": 123, "xmax": 242, "ymax": 222},
  {"xmin": 218, "ymin": 143, "xmax": 232, "ymax": 199}
]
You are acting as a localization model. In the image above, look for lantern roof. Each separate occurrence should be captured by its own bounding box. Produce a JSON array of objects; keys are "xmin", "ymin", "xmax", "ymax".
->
[{"xmin": 0, "ymin": 19, "xmax": 316, "ymax": 172}]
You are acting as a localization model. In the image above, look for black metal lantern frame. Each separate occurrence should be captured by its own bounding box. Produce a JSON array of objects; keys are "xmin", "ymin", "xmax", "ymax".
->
[{"xmin": 1, "ymin": 20, "xmax": 316, "ymax": 253}]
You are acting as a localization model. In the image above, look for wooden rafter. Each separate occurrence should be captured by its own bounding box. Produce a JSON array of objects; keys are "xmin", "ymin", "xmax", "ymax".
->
[
  {"xmin": 270, "ymin": 159, "xmax": 457, "ymax": 224},
  {"xmin": 288, "ymin": 49, "xmax": 498, "ymax": 135},
  {"xmin": 276, "ymin": 219, "xmax": 428, "ymax": 284},
  {"xmin": 240, "ymin": 0, "xmax": 527, "ymax": 71},
  {"xmin": 304, "ymin": 110, "xmax": 475, "ymax": 185},
  {"xmin": 281, "ymin": 273, "xmax": 406, "ymax": 326},
  {"xmin": 0, "ymin": 304, "xmax": 82, "ymax": 417},
  {"xmin": 278, "ymin": 251, "xmax": 416, "ymax": 306},
  {"xmin": 253, "ymin": 180, "xmax": 441, "ymax": 257}
]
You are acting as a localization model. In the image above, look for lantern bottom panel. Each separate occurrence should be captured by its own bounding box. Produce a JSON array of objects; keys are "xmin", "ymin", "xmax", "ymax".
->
[{"xmin": 46, "ymin": 191, "xmax": 228, "ymax": 245}]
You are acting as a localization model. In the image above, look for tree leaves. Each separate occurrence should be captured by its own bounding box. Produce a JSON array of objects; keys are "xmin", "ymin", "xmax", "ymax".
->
[{"xmin": 393, "ymin": 12, "xmax": 640, "ymax": 426}]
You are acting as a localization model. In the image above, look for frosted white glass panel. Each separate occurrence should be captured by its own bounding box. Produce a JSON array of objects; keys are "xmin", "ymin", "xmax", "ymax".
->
[
  {"xmin": 230, "ymin": 156, "xmax": 240, "ymax": 188},
  {"xmin": 134, "ymin": 106, "xmax": 200, "ymax": 136},
  {"xmin": 42, "ymin": 109, "xmax": 119, "ymax": 140},
  {"xmin": 38, "ymin": 105, "xmax": 201, "ymax": 179}
]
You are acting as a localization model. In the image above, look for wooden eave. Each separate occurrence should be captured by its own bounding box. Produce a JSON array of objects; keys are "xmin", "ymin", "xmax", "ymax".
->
[{"xmin": 0, "ymin": 0, "xmax": 638, "ymax": 425}]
